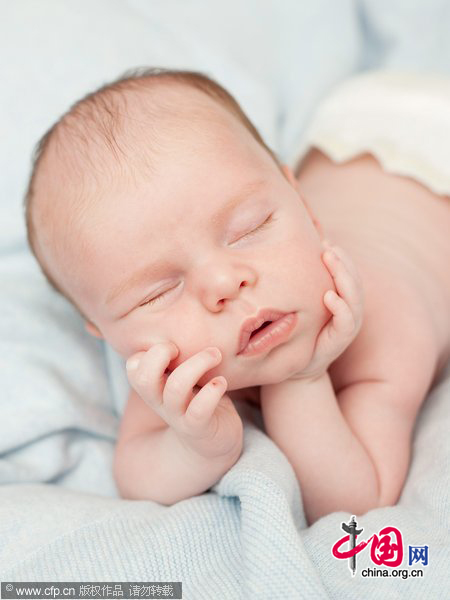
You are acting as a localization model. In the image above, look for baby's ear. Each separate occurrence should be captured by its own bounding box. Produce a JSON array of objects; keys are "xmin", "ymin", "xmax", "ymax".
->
[{"xmin": 85, "ymin": 321, "xmax": 104, "ymax": 339}]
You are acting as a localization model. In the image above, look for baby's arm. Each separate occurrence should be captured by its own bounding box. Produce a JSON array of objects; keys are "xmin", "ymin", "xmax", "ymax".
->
[
  {"xmin": 260, "ymin": 244, "xmax": 422, "ymax": 524},
  {"xmin": 114, "ymin": 344, "xmax": 243, "ymax": 504},
  {"xmin": 114, "ymin": 389, "xmax": 240, "ymax": 504},
  {"xmin": 261, "ymin": 372, "xmax": 415, "ymax": 525}
]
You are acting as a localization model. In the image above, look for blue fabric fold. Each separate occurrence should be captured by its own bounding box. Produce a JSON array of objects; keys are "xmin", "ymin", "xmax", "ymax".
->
[{"xmin": 1, "ymin": 1, "xmax": 449, "ymax": 596}]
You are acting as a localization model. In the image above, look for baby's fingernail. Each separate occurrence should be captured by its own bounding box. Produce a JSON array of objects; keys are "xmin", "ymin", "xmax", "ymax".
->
[
  {"xmin": 170, "ymin": 341, "xmax": 179, "ymax": 351},
  {"xmin": 207, "ymin": 347, "xmax": 221, "ymax": 359},
  {"xmin": 126, "ymin": 357, "xmax": 141, "ymax": 371}
]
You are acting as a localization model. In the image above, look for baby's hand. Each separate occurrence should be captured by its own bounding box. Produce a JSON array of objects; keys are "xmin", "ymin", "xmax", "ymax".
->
[
  {"xmin": 290, "ymin": 241, "xmax": 364, "ymax": 382},
  {"xmin": 126, "ymin": 343, "xmax": 243, "ymax": 461}
]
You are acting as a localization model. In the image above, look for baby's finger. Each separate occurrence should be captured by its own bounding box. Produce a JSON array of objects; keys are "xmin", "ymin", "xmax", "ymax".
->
[
  {"xmin": 163, "ymin": 347, "xmax": 222, "ymax": 418},
  {"xmin": 323, "ymin": 249, "xmax": 363, "ymax": 312},
  {"xmin": 323, "ymin": 290, "xmax": 357, "ymax": 339},
  {"xmin": 331, "ymin": 244, "xmax": 363, "ymax": 287},
  {"xmin": 126, "ymin": 342, "xmax": 179, "ymax": 409},
  {"xmin": 183, "ymin": 376, "xmax": 228, "ymax": 437}
]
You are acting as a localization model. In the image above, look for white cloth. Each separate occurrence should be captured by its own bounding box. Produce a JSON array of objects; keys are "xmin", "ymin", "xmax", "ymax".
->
[{"xmin": 293, "ymin": 70, "xmax": 450, "ymax": 196}]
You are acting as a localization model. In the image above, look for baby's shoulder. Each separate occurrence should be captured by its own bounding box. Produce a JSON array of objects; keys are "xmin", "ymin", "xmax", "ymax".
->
[{"xmin": 329, "ymin": 282, "xmax": 441, "ymax": 398}]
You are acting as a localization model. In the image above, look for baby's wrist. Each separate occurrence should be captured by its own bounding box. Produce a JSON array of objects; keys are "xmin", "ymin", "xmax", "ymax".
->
[
  {"xmin": 287, "ymin": 368, "xmax": 330, "ymax": 384},
  {"xmin": 175, "ymin": 424, "xmax": 243, "ymax": 467},
  {"xmin": 261, "ymin": 370, "xmax": 330, "ymax": 401}
]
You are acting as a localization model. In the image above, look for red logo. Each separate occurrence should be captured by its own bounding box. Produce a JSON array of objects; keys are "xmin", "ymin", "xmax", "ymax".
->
[{"xmin": 332, "ymin": 516, "xmax": 403, "ymax": 576}]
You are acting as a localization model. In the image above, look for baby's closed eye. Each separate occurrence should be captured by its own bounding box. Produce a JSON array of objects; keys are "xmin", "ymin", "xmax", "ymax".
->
[
  {"xmin": 140, "ymin": 282, "xmax": 183, "ymax": 307},
  {"xmin": 233, "ymin": 214, "xmax": 274, "ymax": 243}
]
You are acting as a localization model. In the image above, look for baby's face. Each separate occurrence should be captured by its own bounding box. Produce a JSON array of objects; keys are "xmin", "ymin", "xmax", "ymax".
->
[{"xmin": 52, "ymin": 98, "xmax": 333, "ymax": 390}]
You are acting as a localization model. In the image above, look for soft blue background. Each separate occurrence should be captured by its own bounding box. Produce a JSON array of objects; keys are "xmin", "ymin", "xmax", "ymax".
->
[{"xmin": 1, "ymin": 1, "xmax": 450, "ymax": 596}]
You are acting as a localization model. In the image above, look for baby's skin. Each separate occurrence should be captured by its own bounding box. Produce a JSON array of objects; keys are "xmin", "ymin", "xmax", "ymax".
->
[
  {"xmin": 123, "ymin": 237, "xmax": 362, "ymax": 510},
  {"xmin": 32, "ymin": 82, "xmax": 450, "ymax": 525}
]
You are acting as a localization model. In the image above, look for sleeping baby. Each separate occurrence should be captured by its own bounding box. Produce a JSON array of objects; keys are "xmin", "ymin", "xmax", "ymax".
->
[{"xmin": 24, "ymin": 68, "xmax": 450, "ymax": 525}]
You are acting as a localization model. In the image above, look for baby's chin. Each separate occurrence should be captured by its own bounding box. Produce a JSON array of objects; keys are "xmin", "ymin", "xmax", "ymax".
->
[{"xmin": 230, "ymin": 348, "xmax": 312, "ymax": 388}]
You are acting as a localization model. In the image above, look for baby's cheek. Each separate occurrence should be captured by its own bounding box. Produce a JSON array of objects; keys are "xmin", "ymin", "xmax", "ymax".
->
[
  {"xmin": 103, "ymin": 317, "xmax": 148, "ymax": 356},
  {"xmin": 100, "ymin": 328, "xmax": 133, "ymax": 361}
]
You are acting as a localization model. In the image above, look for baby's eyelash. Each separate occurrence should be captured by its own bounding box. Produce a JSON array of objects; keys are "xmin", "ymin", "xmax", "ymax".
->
[
  {"xmin": 239, "ymin": 214, "xmax": 273, "ymax": 239},
  {"xmin": 140, "ymin": 289, "xmax": 170, "ymax": 308}
]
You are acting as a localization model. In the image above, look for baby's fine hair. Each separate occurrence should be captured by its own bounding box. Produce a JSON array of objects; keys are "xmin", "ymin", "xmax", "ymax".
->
[{"xmin": 23, "ymin": 67, "xmax": 281, "ymax": 320}]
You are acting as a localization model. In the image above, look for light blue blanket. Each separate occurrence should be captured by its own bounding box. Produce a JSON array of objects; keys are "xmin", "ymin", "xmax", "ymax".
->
[{"xmin": 1, "ymin": 1, "xmax": 450, "ymax": 597}]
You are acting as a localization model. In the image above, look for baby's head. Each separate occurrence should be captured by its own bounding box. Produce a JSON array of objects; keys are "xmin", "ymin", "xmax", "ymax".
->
[{"xmin": 24, "ymin": 67, "xmax": 333, "ymax": 390}]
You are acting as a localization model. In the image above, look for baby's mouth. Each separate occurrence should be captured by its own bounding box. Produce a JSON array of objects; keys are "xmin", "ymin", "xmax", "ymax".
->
[
  {"xmin": 249, "ymin": 321, "xmax": 272, "ymax": 338},
  {"xmin": 237, "ymin": 309, "xmax": 290, "ymax": 354},
  {"xmin": 237, "ymin": 310, "xmax": 298, "ymax": 356}
]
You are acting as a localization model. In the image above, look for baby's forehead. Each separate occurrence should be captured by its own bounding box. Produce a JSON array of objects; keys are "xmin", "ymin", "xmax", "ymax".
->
[
  {"xmin": 46, "ymin": 83, "xmax": 238, "ymax": 191},
  {"xmin": 35, "ymin": 84, "xmax": 228, "ymax": 209},
  {"xmin": 34, "ymin": 83, "xmax": 254, "ymax": 243}
]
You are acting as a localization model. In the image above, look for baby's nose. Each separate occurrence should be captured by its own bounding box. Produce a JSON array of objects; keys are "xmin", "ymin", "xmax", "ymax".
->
[{"xmin": 195, "ymin": 264, "xmax": 254, "ymax": 309}]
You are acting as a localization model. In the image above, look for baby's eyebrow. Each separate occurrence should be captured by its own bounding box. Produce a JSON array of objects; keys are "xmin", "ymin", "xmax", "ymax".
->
[{"xmin": 105, "ymin": 177, "xmax": 269, "ymax": 306}]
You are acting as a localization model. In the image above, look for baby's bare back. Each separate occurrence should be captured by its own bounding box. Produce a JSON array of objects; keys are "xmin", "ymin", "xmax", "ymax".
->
[{"xmin": 297, "ymin": 150, "xmax": 450, "ymax": 402}]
